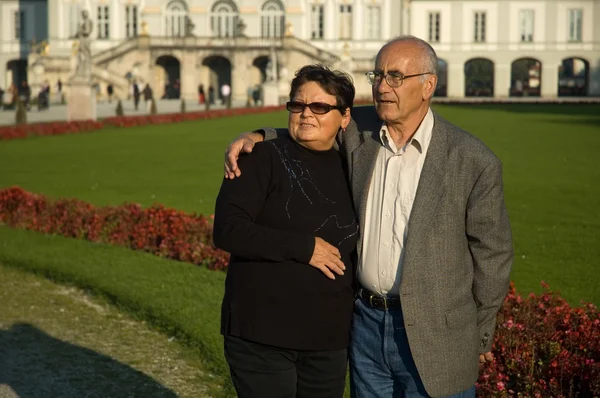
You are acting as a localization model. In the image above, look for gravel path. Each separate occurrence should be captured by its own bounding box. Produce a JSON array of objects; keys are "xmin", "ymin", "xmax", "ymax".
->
[{"xmin": 0, "ymin": 264, "xmax": 222, "ymax": 398}]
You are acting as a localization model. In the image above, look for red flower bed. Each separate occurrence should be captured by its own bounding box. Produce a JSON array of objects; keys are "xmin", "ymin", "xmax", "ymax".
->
[
  {"xmin": 477, "ymin": 281, "xmax": 600, "ymax": 397},
  {"xmin": 0, "ymin": 186, "xmax": 229, "ymax": 270},
  {"xmin": 1, "ymin": 186, "xmax": 599, "ymax": 396},
  {"xmin": 0, "ymin": 105, "xmax": 285, "ymax": 141}
]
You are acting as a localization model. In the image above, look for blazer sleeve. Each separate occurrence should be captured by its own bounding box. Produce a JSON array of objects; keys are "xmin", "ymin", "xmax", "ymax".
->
[
  {"xmin": 256, "ymin": 127, "xmax": 289, "ymax": 141},
  {"xmin": 213, "ymin": 144, "xmax": 315, "ymax": 264},
  {"xmin": 466, "ymin": 157, "xmax": 514, "ymax": 353}
]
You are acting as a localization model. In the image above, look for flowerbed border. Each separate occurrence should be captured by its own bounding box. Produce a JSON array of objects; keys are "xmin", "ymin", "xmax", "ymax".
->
[{"xmin": 0, "ymin": 105, "xmax": 286, "ymax": 141}]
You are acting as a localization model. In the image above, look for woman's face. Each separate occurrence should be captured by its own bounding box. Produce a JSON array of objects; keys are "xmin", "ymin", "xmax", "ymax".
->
[{"xmin": 288, "ymin": 81, "xmax": 350, "ymax": 151}]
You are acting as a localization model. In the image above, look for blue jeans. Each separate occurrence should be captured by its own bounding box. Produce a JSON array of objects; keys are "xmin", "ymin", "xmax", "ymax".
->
[{"xmin": 349, "ymin": 297, "xmax": 476, "ymax": 398}]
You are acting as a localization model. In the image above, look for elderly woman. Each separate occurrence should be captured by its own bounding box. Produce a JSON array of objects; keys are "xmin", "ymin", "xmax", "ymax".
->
[{"xmin": 213, "ymin": 64, "xmax": 358, "ymax": 398}]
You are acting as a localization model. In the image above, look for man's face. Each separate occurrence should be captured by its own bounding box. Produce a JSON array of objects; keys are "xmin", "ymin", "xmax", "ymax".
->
[{"xmin": 372, "ymin": 41, "xmax": 429, "ymax": 125}]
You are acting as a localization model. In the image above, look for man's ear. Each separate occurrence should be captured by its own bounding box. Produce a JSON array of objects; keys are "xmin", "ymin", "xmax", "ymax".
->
[{"xmin": 423, "ymin": 75, "xmax": 438, "ymax": 100}]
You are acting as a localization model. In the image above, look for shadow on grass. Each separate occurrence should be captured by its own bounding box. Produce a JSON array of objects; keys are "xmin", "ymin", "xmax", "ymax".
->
[
  {"xmin": 434, "ymin": 103, "xmax": 600, "ymax": 128},
  {"xmin": 0, "ymin": 323, "xmax": 177, "ymax": 398},
  {"xmin": 435, "ymin": 103, "xmax": 600, "ymax": 116},
  {"xmin": 544, "ymin": 116, "xmax": 600, "ymax": 128}
]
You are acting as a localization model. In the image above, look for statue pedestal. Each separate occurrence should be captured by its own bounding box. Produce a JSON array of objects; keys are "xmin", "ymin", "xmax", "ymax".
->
[
  {"xmin": 67, "ymin": 80, "xmax": 96, "ymax": 121},
  {"xmin": 262, "ymin": 81, "xmax": 279, "ymax": 106}
]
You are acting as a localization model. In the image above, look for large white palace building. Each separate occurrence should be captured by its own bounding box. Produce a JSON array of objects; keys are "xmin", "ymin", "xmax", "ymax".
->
[{"xmin": 1, "ymin": 0, "xmax": 599, "ymax": 102}]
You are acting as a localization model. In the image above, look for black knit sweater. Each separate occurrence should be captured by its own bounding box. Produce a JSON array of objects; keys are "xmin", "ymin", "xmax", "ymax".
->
[{"xmin": 214, "ymin": 136, "xmax": 359, "ymax": 351}]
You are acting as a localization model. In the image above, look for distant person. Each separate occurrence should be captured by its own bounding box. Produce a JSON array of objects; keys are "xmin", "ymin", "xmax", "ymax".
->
[
  {"xmin": 208, "ymin": 85, "xmax": 215, "ymax": 105},
  {"xmin": 57, "ymin": 79, "xmax": 63, "ymax": 103},
  {"xmin": 19, "ymin": 81, "xmax": 31, "ymax": 110},
  {"xmin": 37, "ymin": 80, "xmax": 50, "ymax": 110},
  {"xmin": 163, "ymin": 81, "xmax": 170, "ymax": 99},
  {"xmin": 143, "ymin": 83, "xmax": 153, "ymax": 112},
  {"xmin": 94, "ymin": 82, "xmax": 101, "ymax": 100},
  {"xmin": 198, "ymin": 84, "xmax": 205, "ymax": 104},
  {"xmin": 252, "ymin": 84, "xmax": 262, "ymax": 107},
  {"xmin": 133, "ymin": 81, "xmax": 141, "ymax": 111},
  {"xmin": 107, "ymin": 83, "xmax": 114, "ymax": 103},
  {"xmin": 221, "ymin": 83, "xmax": 231, "ymax": 108},
  {"xmin": 7, "ymin": 83, "xmax": 17, "ymax": 108},
  {"xmin": 246, "ymin": 85, "xmax": 254, "ymax": 107},
  {"xmin": 174, "ymin": 79, "xmax": 181, "ymax": 99}
]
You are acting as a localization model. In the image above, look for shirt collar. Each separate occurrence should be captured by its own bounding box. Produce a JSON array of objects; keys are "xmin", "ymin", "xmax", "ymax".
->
[{"xmin": 378, "ymin": 108, "xmax": 434, "ymax": 154}]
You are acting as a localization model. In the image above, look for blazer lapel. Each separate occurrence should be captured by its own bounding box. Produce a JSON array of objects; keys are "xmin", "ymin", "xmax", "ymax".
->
[
  {"xmin": 344, "ymin": 110, "xmax": 382, "ymax": 257},
  {"xmin": 403, "ymin": 115, "xmax": 449, "ymax": 270}
]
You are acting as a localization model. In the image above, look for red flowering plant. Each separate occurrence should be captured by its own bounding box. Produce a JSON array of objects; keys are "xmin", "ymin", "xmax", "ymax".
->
[
  {"xmin": 0, "ymin": 187, "xmax": 230, "ymax": 270},
  {"xmin": 477, "ymin": 281, "xmax": 600, "ymax": 397},
  {"xmin": 2, "ymin": 186, "xmax": 599, "ymax": 396}
]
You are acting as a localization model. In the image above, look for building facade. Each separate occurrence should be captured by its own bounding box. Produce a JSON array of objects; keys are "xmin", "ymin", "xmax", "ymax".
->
[{"xmin": 1, "ymin": 0, "xmax": 598, "ymax": 103}]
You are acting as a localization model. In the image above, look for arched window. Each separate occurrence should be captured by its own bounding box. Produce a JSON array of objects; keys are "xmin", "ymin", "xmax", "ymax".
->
[
  {"xmin": 211, "ymin": 0, "xmax": 239, "ymax": 38},
  {"xmin": 261, "ymin": 0, "xmax": 285, "ymax": 38},
  {"xmin": 558, "ymin": 57, "xmax": 589, "ymax": 96},
  {"xmin": 464, "ymin": 58, "xmax": 495, "ymax": 97},
  {"xmin": 510, "ymin": 58, "xmax": 542, "ymax": 97},
  {"xmin": 165, "ymin": 0, "xmax": 188, "ymax": 37}
]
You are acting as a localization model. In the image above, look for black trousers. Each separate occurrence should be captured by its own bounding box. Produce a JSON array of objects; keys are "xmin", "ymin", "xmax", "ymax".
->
[{"xmin": 224, "ymin": 335, "xmax": 347, "ymax": 398}]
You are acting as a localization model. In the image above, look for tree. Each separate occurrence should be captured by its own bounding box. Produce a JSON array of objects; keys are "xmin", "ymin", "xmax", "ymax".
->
[{"xmin": 15, "ymin": 98, "xmax": 27, "ymax": 125}]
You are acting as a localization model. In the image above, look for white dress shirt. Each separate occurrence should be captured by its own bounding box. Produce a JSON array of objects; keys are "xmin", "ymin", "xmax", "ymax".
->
[{"xmin": 357, "ymin": 108, "xmax": 434, "ymax": 295}]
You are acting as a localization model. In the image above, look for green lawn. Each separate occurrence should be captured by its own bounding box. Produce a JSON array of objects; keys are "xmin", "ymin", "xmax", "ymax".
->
[
  {"xmin": 1, "ymin": 104, "xmax": 599, "ymax": 306},
  {"xmin": 0, "ymin": 226, "xmax": 232, "ymax": 397}
]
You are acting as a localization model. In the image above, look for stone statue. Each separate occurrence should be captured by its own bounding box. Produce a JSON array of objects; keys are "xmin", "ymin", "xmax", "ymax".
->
[
  {"xmin": 237, "ymin": 19, "xmax": 247, "ymax": 37},
  {"xmin": 140, "ymin": 20, "xmax": 149, "ymax": 36},
  {"xmin": 265, "ymin": 47, "xmax": 278, "ymax": 82},
  {"xmin": 284, "ymin": 21, "xmax": 294, "ymax": 37},
  {"xmin": 265, "ymin": 60, "xmax": 274, "ymax": 82},
  {"xmin": 185, "ymin": 16, "xmax": 195, "ymax": 36},
  {"xmin": 72, "ymin": 10, "xmax": 93, "ymax": 81}
]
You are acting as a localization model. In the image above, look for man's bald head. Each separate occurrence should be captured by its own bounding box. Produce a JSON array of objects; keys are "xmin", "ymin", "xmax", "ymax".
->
[{"xmin": 377, "ymin": 36, "xmax": 439, "ymax": 81}]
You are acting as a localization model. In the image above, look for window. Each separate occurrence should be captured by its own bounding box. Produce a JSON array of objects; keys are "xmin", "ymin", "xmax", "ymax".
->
[
  {"xmin": 125, "ymin": 5, "xmax": 138, "ymax": 38},
  {"xmin": 428, "ymin": 11, "xmax": 440, "ymax": 43},
  {"xmin": 97, "ymin": 6, "xmax": 110, "ymax": 39},
  {"xmin": 14, "ymin": 10, "xmax": 25, "ymax": 40},
  {"xmin": 211, "ymin": 0, "xmax": 239, "ymax": 38},
  {"xmin": 473, "ymin": 11, "xmax": 486, "ymax": 42},
  {"xmin": 365, "ymin": 5, "xmax": 380, "ymax": 39},
  {"xmin": 311, "ymin": 5, "xmax": 324, "ymax": 39},
  {"xmin": 568, "ymin": 9, "xmax": 582, "ymax": 42},
  {"xmin": 519, "ymin": 9, "xmax": 534, "ymax": 42},
  {"xmin": 66, "ymin": 4, "xmax": 81, "ymax": 37},
  {"xmin": 166, "ymin": 0, "xmax": 188, "ymax": 37},
  {"xmin": 261, "ymin": 0, "xmax": 285, "ymax": 38},
  {"xmin": 338, "ymin": 5, "xmax": 352, "ymax": 40}
]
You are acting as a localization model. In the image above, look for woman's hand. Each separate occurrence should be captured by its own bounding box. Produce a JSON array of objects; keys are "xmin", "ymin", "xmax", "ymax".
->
[
  {"xmin": 309, "ymin": 237, "xmax": 346, "ymax": 280},
  {"xmin": 224, "ymin": 132, "xmax": 264, "ymax": 179}
]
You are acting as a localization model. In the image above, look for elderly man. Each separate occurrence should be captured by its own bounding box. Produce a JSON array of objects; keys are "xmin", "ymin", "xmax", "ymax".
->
[{"xmin": 224, "ymin": 36, "xmax": 513, "ymax": 398}]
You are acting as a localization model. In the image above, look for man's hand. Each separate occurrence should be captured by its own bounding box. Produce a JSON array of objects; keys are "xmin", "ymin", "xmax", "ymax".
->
[
  {"xmin": 224, "ymin": 132, "xmax": 264, "ymax": 179},
  {"xmin": 309, "ymin": 237, "xmax": 346, "ymax": 280},
  {"xmin": 479, "ymin": 352, "xmax": 494, "ymax": 364}
]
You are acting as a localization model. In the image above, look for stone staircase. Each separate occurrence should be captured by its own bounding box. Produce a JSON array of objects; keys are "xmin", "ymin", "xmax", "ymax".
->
[{"xmin": 27, "ymin": 34, "xmax": 346, "ymax": 101}]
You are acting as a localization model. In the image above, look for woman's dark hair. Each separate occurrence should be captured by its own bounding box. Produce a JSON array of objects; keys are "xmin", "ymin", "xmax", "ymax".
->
[{"xmin": 289, "ymin": 64, "xmax": 355, "ymax": 111}]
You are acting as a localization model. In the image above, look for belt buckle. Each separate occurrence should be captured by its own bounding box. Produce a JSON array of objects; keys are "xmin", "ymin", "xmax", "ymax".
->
[{"xmin": 369, "ymin": 294, "xmax": 387, "ymax": 310}]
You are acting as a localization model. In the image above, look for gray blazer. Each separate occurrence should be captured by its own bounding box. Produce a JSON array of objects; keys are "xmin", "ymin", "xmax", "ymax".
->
[{"xmin": 265, "ymin": 106, "xmax": 513, "ymax": 397}]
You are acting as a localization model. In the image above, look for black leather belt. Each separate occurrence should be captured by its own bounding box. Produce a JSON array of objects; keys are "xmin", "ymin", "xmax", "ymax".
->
[{"xmin": 357, "ymin": 288, "xmax": 401, "ymax": 310}]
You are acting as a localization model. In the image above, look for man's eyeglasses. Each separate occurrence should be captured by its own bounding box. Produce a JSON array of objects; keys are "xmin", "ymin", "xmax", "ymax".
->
[
  {"xmin": 286, "ymin": 101, "xmax": 345, "ymax": 115},
  {"xmin": 365, "ymin": 71, "xmax": 432, "ymax": 88}
]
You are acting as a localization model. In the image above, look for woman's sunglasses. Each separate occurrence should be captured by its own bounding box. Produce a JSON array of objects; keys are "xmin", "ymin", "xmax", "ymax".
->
[{"xmin": 286, "ymin": 101, "xmax": 345, "ymax": 115}]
